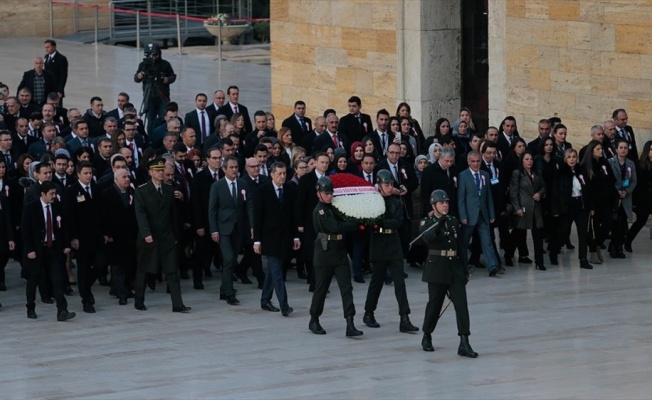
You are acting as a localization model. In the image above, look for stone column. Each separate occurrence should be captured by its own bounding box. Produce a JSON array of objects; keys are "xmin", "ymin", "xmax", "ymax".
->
[{"xmin": 397, "ymin": 0, "xmax": 462, "ymax": 134}]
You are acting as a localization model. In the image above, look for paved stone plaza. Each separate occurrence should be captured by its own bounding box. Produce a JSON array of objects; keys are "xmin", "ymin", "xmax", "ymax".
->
[{"xmin": 1, "ymin": 39, "xmax": 652, "ymax": 399}]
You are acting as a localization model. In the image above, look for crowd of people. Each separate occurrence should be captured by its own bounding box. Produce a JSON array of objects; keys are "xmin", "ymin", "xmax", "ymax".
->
[{"xmin": 0, "ymin": 40, "xmax": 648, "ymax": 348}]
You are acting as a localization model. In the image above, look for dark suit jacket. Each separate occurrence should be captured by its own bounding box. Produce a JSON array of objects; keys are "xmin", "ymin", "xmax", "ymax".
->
[
  {"xmin": 63, "ymin": 181, "xmax": 103, "ymax": 250},
  {"xmin": 480, "ymin": 159, "xmax": 507, "ymax": 215},
  {"xmin": 102, "ymin": 185, "xmax": 137, "ymax": 265},
  {"xmin": 216, "ymin": 103, "xmax": 252, "ymax": 133},
  {"xmin": 282, "ymin": 114, "xmax": 313, "ymax": 145},
  {"xmin": 457, "ymin": 168, "xmax": 494, "ymax": 225},
  {"xmin": 66, "ymin": 136, "xmax": 96, "ymax": 156},
  {"xmin": 208, "ymin": 177, "xmax": 253, "ymax": 236},
  {"xmin": 17, "ymin": 70, "xmax": 57, "ymax": 105},
  {"xmin": 27, "ymin": 140, "xmax": 53, "ymax": 159},
  {"xmin": 253, "ymin": 181, "xmax": 298, "ymax": 258},
  {"xmin": 356, "ymin": 169, "xmax": 376, "ymax": 184},
  {"xmin": 44, "ymin": 52, "xmax": 68, "ymax": 96},
  {"xmin": 0, "ymin": 181, "xmax": 14, "ymax": 253},
  {"xmin": 376, "ymin": 158, "xmax": 418, "ymax": 217},
  {"xmin": 497, "ymin": 133, "xmax": 519, "ymax": 161},
  {"xmin": 191, "ymin": 168, "xmax": 220, "ymax": 231},
  {"xmin": 301, "ymin": 131, "xmax": 321, "ymax": 156},
  {"xmin": 420, "ymin": 161, "xmax": 458, "ymax": 218},
  {"xmin": 295, "ymin": 171, "xmax": 320, "ymax": 255},
  {"xmin": 106, "ymin": 108, "xmax": 123, "ymax": 121},
  {"xmin": 53, "ymin": 173, "xmax": 76, "ymax": 190},
  {"xmin": 92, "ymin": 155, "xmax": 111, "ymax": 178},
  {"xmin": 618, "ymin": 125, "xmax": 639, "ymax": 164},
  {"xmin": 21, "ymin": 199, "xmax": 67, "ymax": 262},
  {"xmin": 313, "ymin": 132, "xmax": 350, "ymax": 157},
  {"xmin": 338, "ymin": 113, "xmax": 373, "ymax": 143},
  {"xmin": 185, "ymin": 108, "xmax": 216, "ymax": 143},
  {"xmin": 83, "ymin": 109, "xmax": 107, "ymax": 138},
  {"xmin": 12, "ymin": 133, "xmax": 38, "ymax": 158}
]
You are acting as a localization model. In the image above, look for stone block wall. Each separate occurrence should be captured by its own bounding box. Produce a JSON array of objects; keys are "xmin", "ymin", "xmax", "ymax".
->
[
  {"xmin": 490, "ymin": 0, "xmax": 652, "ymax": 145},
  {"xmin": 270, "ymin": 0, "xmax": 398, "ymax": 123},
  {"xmin": 0, "ymin": 0, "xmax": 109, "ymax": 38}
]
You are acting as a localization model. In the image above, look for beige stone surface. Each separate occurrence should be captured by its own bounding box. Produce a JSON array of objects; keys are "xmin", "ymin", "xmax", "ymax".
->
[{"xmin": 491, "ymin": 0, "xmax": 652, "ymax": 144}]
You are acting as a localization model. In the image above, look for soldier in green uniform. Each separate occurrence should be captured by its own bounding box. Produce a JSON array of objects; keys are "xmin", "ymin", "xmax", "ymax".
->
[
  {"xmin": 133, "ymin": 158, "xmax": 191, "ymax": 313},
  {"xmin": 308, "ymin": 176, "xmax": 364, "ymax": 337},
  {"xmin": 363, "ymin": 169, "xmax": 419, "ymax": 333},
  {"xmin": 419, "ymin": 189, "xmax": 478, "ymax": 357}
]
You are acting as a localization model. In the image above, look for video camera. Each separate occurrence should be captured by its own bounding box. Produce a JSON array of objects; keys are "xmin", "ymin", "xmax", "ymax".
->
[{"xmin": 140, "ymin": 43, "xmax": 164, "ymax": 83}]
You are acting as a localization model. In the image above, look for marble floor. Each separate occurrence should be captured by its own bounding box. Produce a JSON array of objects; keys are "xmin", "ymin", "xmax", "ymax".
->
[{"xmin": 2, "ymin": 38, "xmax": 652, "ymax": 399}]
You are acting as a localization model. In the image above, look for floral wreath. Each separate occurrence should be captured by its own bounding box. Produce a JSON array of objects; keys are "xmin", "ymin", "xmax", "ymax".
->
[{"xmin": 329, "ymin": 173, "xmax": 385, "ymax": 225}]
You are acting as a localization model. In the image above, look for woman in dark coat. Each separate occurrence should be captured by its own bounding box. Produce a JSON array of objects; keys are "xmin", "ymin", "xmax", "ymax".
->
[
  {"xmin": 626, "ymin": 140, "xmax": 652, "ymax": 252},
  {"xmin": 550, "ymin": 149, "xmax": 593, "ymax": 269},
  {"xmin": 581, "ymin": 140, "xmax": 617, "ymax": 264},
  {"xmin": 507, "ymin": 152, "xmax": 547, "ymax": 270}
]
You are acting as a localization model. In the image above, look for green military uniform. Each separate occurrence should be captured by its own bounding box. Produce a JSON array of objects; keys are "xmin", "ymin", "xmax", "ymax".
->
[
  {"xmin": 134, "ymin": 175, "xmax": 184, "ymax": 310},
  {"xmin": 419, "ymin": 214, "xmax": 471, "ymax": 337},
  {"xmin": 364, "ymin": 195, "xmax": 411, "ymax": 316},
  {"xmin": 309, "ymin": 202, "xmax": 359, "ymax": 319}
]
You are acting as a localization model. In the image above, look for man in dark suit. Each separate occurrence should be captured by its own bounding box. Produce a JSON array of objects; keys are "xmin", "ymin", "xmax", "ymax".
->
[
  {"xmin": 17, "ymin": 88, "xmax": 38, "ymax": 118},
  {"xmin": 208, "ymin": 156, "xmax": 253, "ymax": 305},
  {"xmin": 613, "ymin": 108, "xmax": 639, "ymax": 163},
  {"xmin": 369, "ymin": 109, "xmax": 391, "ymax": 156},
  {"xmin": 216, "ymin": 85, "xmax": 252, "ymax": 133},
  {"xmin": 301, "ymin": 116, "xmax": 327, "ymax": 156},
  {"xmin": 420, "ymin": 148, "xmax": 458, "ymax": 218},
  {"xmin": 527, "ymin": 119, "xmax": 552, "ymax": 154},
  {"xmin": 457, "ymin": 151, "xmax": 500, "ymax": 276},
  {"xmin": 496, "ymin": 116, "xmax": 519, "ymax": 158},
  {"xmin": 93, "ymin": 138, "xmax": 113, "ymax": 177},
  {"xmin": 106, "ymin": 92, "xmax": 130, "ymax": 121},
  {"xmin": 281, "ymin": 100, "xmax": 312, "ymax": 145},
  {"xmin": 337, "ymin": 96, "xmax": 373, "ymax": 143},
  {"xmin": 22, "ymin": 181, "xmax": 75, "ymax": 321},
  {"xmin": 134, "ymin": 158, "xmax": 190, "ymax": 312},
  {"xmin": 28, "ymin": 122, "xmax": 57, "ymax": 159},
  {"xmin": 295, "ymin": 152, "xmax": 330, "ymax": 291},
  {"xmin": 17, "ymin": 57, "xmax": 57, "ymax": 106},
  {"xmin": 376, "ymin": 142, "xmax": 418, "ymax": 261},
  {"xmin": 185, "ymin": 93, "xmax": 215, "ymax": 144},
  {"xmin": 254, "ymin": 161, "xmax": 299, "ymax": 316},
  {"xmin": 63, "ymin": 161, "xmax": 104, "ymax": 313},
  {"xmin": 191, "ymin": 147, "xmax": 223, "ymax": 289},
  {"xmin": 480, "ymin": 141, "xmax": 508, "ymax": 260},
  {"xmin": 11, "ymin": 117, "xmax": 37, "ymax": 157},
  {"xmin": 66, "ymin": 120, "xmax": 95, "ymax": 156},
  {"xmin": 205, "ymin": 89, "xmax": 226, "ymax": 116},
  {"xmin": 43, "ymin": 40, "xmax": 68, "ymax": 106},
  {"xmin": 53, "ymin": 153, "xmax": 75, "ymax": 189},
  {"xmin": 238, "ymin": 157, "xmax": 269, "ymax": 287},
  {"xmin": 313, "ymin": 113, "xmax": 350, "ymax": 157},
  {"xmin": 2, "ymin": 97, "xmax": 22, "ymax": 134},
  {"xmin": 102, "ymin": 169, "xmax": 137, "ymax": 305},
  {"xmin": 83, "ymin": 96, "xmax": 107, "ymax": 138}
]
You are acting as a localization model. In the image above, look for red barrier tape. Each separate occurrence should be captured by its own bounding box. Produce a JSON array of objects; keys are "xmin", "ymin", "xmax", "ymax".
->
[{"xmin": 51, "ymin": 1, "xmax": 269, "ymax": 24}]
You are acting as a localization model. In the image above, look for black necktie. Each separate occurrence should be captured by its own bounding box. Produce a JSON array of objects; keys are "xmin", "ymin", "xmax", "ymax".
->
[
  {"xmin": 278, "ymin": 187, "xmax": 284, "ymax": 205},
  {"xmin": 157, "ymin": 186, "xmax": 162, "ymax": 197},
  {"xmin": 201, "ymin": 111, "xmax": 207, "ymax": 138},
  {"xmin": 4, "ymin": 153, "xmax": 10, "ymax": 167},
  {"xmin": 367, "ymin": 174, "xmax": 372, "ymax": 183},
  {"xmin": 85, "ymin": 185, "xmax": 92, "ymax": 199},
  {"xmin": 299, "ymin": 117, "xmax": 305, "ymax": 131},
  {"xmin": 213, "ymin": 172, "xmax": 217, "ymax": 181},
  {"xmin": 231, "ymin": 181, "xmax": 237, "ymax": 202}
]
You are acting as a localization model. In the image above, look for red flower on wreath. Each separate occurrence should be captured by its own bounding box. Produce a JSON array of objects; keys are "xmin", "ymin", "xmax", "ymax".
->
[{"xmin": 330, "ymin": 173, "xmax": 373, "ymax": 188}]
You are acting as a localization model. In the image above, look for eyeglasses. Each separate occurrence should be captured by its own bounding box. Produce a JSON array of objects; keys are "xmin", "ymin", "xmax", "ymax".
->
[{"xmin": 388, "ymin": 151, "xmax": 400, "ymax": 155}]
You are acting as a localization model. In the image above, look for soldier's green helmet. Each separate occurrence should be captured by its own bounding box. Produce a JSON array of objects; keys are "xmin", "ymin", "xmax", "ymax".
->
[
  {"xmin": 430, "ymin": 189, "xmax": 449, "ymax": 204},
  {"xmin": 316, "ymin": 176, "xmax": 334, "ymax": 194},
  {"xmin": 376, "ymin": 169, "xmax": 394, "ymax": 184}
]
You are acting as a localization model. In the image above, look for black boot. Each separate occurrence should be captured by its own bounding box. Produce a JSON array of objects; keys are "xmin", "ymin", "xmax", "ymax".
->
[
  {"xmin": 549, "ymin": 252, "xmax": 558, "ymax": 265},
  {"xmin": 309, "ymin": 318, "xmax": 326, "ymax": 335},
  {"xmin": 422, "ymin": 333, "xmax": 434, "ymax": 352},
  {"xmin": 345, "ymin": 316, "xmax": 363, "ymax": 337},
  {"xmin": 399, "ymin": 314, "xmax": 419, "ymax": 333},
  {"xmin": 579, "ymin": 259, "xmax": 593, "ymax": 269},
  {"xmin": 617, "ymin": 246, "xmax": 626, "ymax": 259},
  {"xmin": 458, "ymin": 335, "xmax": 478, "ymax": 358},
  {"xmin": 363, "ymin": 312, "xmax": 380, "ymax": 328}
]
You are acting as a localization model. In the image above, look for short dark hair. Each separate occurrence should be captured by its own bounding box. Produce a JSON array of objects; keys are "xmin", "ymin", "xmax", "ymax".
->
[
  {"xmin": 323, "ymin": 109, "xmax": 336, "ymax": 118},
  {"xmin": 221, "ymin": 155, "xmax": 238, "ymax": 168},
  {"xmin": 76, "ymin": 160, "xmax": 94, "ymax": 174},
  {"xmin": 97, "ymin": 137, "xmax": 112, "ymax": 147},
  {"xmin": 73, "ymin": 119, "xmax": 88, "ymax": 130},
  {"xmin": 376, "ymin": 108, "xmax": 390, "ymax": 119},
  {"xmin": 29, "ymin": 111, "xmax": 42, "ymax": 121},
  {"xmin": 111, "ymin": 155, "xmax": 127, "ymax": 167},
  {"xmin": 270, "ymin": 161, "xmax": 286, "ymax": 174},
  {"xmin": 44, "ymin": 39, "xmax": 57, "ymax": 47},
  {"xmin": 47, "ymin": 92, "xmax": 59, "ymax": 102},
  {"xmin": 118, "ymin": 92, "xmax": 130, "ymax": 100},
  {"xmin": 90, "ymin": 96, "xmax": 102, "ymax": 104},
  {"xmin": 294, "ymin": 100, "xmax": 306, "ymax": 108},
  {"xmin": 362, "ymin": 153, "xmax": 376, "ymax": 162},
  {"xmin": 480, "ymin": 140, "xmax": 497, "ymax": 154},
  {"xmin": 313, "ymin": 151, "xmax": 328, "ymax": 161},
  {"xmin": 612, "ymin": 108, "xmax": 626, "ymax": 119},
  {"xmin": 227, "ymin": 86, "xmax": 239, "ymax": 95},
  {"xmin": 254, "ymin": 144, "xmax": 268, "ymax": 154},
  {"xmin": 254, "ymin": 110, "xmax": 266, "ymax": 119},
  {"xmin": 40, "ymin": 181, "xmax": 56, "ymax": 194},
  {"xmin": 219, "ymin": 137, "xmax": 234, "ymax": 148},
  {"xmin": 54, "ymin": 153, "xmax": 70, "ymax": 162},
  {"xmin": 348, "ymin": 96, "xmax": 361, "ymax": 106},
  {"xmin": 195, "ymin": 93, "xmax": 207, "ymax": 101},
  {"xmin": 34, "ymin": 162, "xmax": 51, "ymax": 174}
]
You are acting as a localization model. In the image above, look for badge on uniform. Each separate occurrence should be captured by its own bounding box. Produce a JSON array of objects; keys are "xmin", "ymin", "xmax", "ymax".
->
[
  {"xmin": 76, "ymin": 194, "xmax": 85, "ymax": 202},
  {"xmin": 420, "ymin": 219, "xmax": 426, "ymax": 226},
  {"xmin": 319, "ymin": 209, "xmax": 325, "ymax": 216}
]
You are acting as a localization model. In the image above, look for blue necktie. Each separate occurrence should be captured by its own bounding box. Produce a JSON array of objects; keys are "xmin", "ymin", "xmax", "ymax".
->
[{"xmin": 474, "ymin": 172, "xmax": 481, "ymax": 193}]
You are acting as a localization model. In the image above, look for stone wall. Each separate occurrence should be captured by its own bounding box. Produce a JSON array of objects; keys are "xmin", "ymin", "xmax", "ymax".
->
[
  {"xmin": 0, "ymin": 0, "xmax": 109, "ymax": 38},
  {"xmin": 490, "ymin": 0, "xmax": 652, "ymax": 144},
  {"xmin": 270, "ymin": 0, "xmax": 399, "ymax": 123}
]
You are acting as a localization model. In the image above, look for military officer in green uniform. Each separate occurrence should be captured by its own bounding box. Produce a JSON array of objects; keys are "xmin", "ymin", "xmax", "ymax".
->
[
  {"xmin": 419, "ymin": 189, "xmax": 478, "ymax": 357},
  {"xmin": 308, "ymin": 176, "xmax": 364, "ymax": 337},
  {"xmin": 363, "ymin": 169, "xmax": 419, "ymax": 333},
  {"xmin": 134, "ymin": 158, "xmax": 191, "ymax": 313}
]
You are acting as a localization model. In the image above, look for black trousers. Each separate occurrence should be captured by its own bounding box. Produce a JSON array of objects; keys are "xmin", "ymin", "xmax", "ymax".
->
[
  {"xmin": 303, "ymin": 231, "xmax": 317, "ymax": 287},
  {"xmin": 26, "ymin": 245, "xmax": 68, "ymax": 312},
  {"xmin": 611, "ymin": 205, "xmax": 628, "ymax": 248},
  {"xmin": 193, "ymin": 233, "xmax": 221, "ymax": 282},
  {"xmin": 135, "ymin": 269, "xmax": 183, "ymax": 309},
  {"xmin": 593, "ymin": 204, "xmax": 613, "ymax": 247},
  {"xmin": 555, "ymin": 199, "xmax": 590, "ymax": 259},
  {"xmin": 627, "ymin": 204, "xmax": 651, "ymax": 244},
  {"xmin": 77, "ymin": 247, "xmax": 102, "ymax": 306},
  {"xmin": 0, "ymin": 251, "xmax": 11, "ymax": 284},
  {"xmin": 238, "ymin": 242, "xmax": 264, "ymax": 283},
  {"xmin": 365, "ymin": 258, "xmax": 410, "ymax": 315},
  {"xmin": 422, "ymin": 282, "xmax": 470, "ymax": 336},
  {"xmin": 310, "ymin": 262, "xmax": 355, "ymax": 319}
]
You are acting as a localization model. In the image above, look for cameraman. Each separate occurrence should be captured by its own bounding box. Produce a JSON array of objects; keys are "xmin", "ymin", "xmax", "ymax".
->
[{"xmin": 134, "ymin": 44, "xmax": 176, "ymax": 135}]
